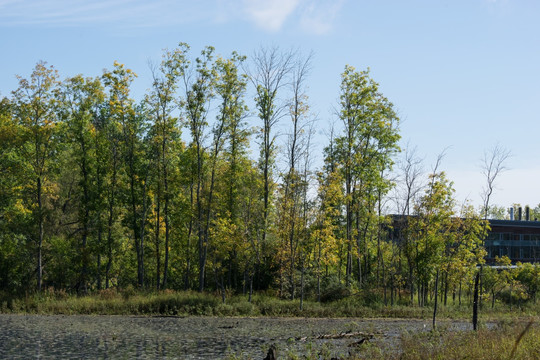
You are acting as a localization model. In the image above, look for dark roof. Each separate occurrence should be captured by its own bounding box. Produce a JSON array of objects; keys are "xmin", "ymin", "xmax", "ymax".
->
[
  {"xmin": 390, "ymin": 215, "xmax": 540, "ymax": 230},
  {"xmin": 488, "ymin": 219, "xmax": 540, "ymax": 229}
]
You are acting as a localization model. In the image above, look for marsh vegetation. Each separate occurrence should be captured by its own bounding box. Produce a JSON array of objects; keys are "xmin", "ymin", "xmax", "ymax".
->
[{"xmin": 0, "ymin": 313, "xmax": 537, "ymax": 359}]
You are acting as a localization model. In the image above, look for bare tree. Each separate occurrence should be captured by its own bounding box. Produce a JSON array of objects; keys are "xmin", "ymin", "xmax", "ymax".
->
[
  {"xmin": 395, "ymin": 143, "xmax": 424, "ymax": 216},
  {"xmin": 473, "ymin": 143, "xmax": 510, "ymax": 330},
  {"xmin": 248, "ymin": 46, "xmax": 296, "ymax": 289},
  {"xmin": 279, "ymin": 52, "xmax": 313, "ymax": 299},
  {"xmin": 480, "ymin": 144, "xmax": 511, "ymax": 220},
  {"xmin": 392, "ymin": 143, "xmax": 425, "ymax": 304}
]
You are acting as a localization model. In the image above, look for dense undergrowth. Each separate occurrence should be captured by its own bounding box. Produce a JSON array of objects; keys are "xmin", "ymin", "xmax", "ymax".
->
[{"xmin": 1, "ymin": 288, "xmax": 538, "ymax": 321}]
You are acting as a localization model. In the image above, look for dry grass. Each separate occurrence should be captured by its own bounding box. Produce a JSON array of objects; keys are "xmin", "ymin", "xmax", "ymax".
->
[
  {"xmin": 395, "ymin": 321, "xmax": 539, "ymax": 360},
  {"xmin": 245, "ymin": 320, "xmax": 540, "ymax": 360}
]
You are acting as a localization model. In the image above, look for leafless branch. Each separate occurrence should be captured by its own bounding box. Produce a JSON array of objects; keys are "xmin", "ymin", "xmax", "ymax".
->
[{"xmin": 481, "ymin": 143, "xmax": 511, "ymax": 219}]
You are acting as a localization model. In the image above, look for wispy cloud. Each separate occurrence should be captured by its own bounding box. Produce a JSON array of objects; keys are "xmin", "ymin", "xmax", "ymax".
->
[
  {"xmin": 0, "ymin": 0, "xmax": 344, "ymax": 34},
  {"xmin": 0, "ymin": 0, "xmax": 203, "ymax": 27},
  {"xmin": 241, "ymin": 0, "xmax": 301, "ymax": 32},
  {"xmin": 240, "ymin": 0, "xmax": 345, "ymax": 34},
  {"xmin": 299, "ymin": 0, "xmax": 345, "ymax": 35}
]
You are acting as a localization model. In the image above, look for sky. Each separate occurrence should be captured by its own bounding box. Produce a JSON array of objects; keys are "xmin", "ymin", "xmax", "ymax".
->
[{"xmin": 1, "ymin": 0, "xmax": 539, "ymax": 212}]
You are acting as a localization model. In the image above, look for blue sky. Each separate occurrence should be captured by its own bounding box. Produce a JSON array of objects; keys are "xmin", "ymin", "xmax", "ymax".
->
[{"xmin": 1, "ymin": 0, "xmax": 539, "ymax": 211}]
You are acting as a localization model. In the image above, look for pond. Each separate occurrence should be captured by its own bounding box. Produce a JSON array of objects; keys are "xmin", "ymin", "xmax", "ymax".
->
[{"xmin": 0, "ymin": 314, "xmax": 479, "ymax": 359}]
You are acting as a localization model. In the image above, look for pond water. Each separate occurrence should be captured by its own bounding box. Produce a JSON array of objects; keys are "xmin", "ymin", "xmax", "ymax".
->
[{"xmin": 0, "ymin": 314, "xmax": 479, "ymax": 359}]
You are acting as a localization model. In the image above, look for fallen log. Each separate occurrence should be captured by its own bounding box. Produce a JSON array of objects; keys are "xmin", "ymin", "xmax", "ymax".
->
[
  {"xmin": 296, "ymin": 330, "xmax": 376, "ymax": 342},
  {"xmin": 348, "ymin": 336, "xmax": 372, "ymax": 347}
]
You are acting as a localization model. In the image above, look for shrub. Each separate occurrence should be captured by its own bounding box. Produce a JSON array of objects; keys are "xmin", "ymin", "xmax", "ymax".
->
[
  {"xmin": 98, "ymin": 288, "xmax": 117, "ymax": 300},
  {"xmin": 233, "ymin": 300, "xmax": 256, "ymax": 316},
  {"xmin": 360, "ymin": 289, "xmax": 384, "ymax": 307},
  {"xmin": 320, "ymin": 280, "xmax": 350, "ymax": 303},
  {"xmin": 215, "ymin": 303, "xmax": 235, "ymax": 316},
  {"xmin": 120, "ymin": 285, "xmax": 136, "ymax": 300},
  {"xmin": 499, "ymin": 284, "xmax": 529, "ymax": 305}
]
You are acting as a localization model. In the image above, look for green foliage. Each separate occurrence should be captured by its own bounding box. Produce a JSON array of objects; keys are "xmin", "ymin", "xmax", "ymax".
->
[
  {"xmin": 1, "ymin": 287, "xmax": 538, "ymax": 323},
  {"xmin": 319, "ymin": 276, "xmax": 350, "ymax": 303},
  {"xmin": 329, "ymin": 66, "xmax": 401, "ymax": 288},
  {"xmin": 515, "ymin": 263, "xmax": 540, "ymax": 301},
  {"xmin": 0, "ymin": 45, "xmax": 535, "ymax": 322}
]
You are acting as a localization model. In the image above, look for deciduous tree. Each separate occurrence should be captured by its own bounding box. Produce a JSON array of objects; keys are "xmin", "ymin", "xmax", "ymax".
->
[{"xmin": 12, "ymin": 61, "xmax": 60, "ymax": 291}]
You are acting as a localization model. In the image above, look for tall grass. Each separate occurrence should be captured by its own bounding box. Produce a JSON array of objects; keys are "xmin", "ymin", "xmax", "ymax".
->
[
  {"xmin": 226, "ymin": 321, "xmax": 539, "ymax": 360},
  {"xmin": 1, "ymin": 288, "xmax": 538, "ymax": 320},
  {"xmin": 395, "ymin": 321, "xmax": 539, "ymax": 360}
]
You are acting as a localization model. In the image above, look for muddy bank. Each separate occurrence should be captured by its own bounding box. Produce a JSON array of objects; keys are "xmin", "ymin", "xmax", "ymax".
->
[{"xmin": 0, "ymin": 314, "xmax": 486, "ymax": 359}]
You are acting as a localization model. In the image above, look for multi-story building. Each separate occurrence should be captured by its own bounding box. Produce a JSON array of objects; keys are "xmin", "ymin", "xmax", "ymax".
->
[
  {"xmin": 484, "ymin": 219, "xmax": 540, "ymax": 264},
  {"xmin": 389, "ymin": 212, "xmax": 540, "ymax": 264}
]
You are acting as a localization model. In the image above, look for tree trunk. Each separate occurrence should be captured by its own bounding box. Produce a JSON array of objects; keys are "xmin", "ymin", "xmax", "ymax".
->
[
  {"xmin": 162, "ymin": 137, "xmax": 170, "ymax": 289},
  {"xmin": 185, "ymin": 181, "xmax": 194, "ymax": 291},
  {"xmin": 37, "ymin": 176, "xmax": 43, "ymax": 292},
  {"xmin": 249, "ymin": 273, "xmax": 253, "ymax": 303},
  {"xmin": 300, "ymin": 260, "xmax": 305, "ymax": 311},
  {"xmin": 472, "ymin": 270, "xmax": 480, "ymax": 331},
  {"xmin": 409, "ymin": 264, "xmax": 414, "ymax": 305},
  {"xmin": 221, "ymin": 272, "xmax": 226, "ymax": 304},
  {"xmin": 197, "ymin": 144, "xmax": 206, "ymax": 292},
  {"xmin": 155, "ymin": 188, "xmax": 161, "ymax": 290},
  {"xmin": 105, "ymin": 155, "xmax": 117, "ymax": 290},
  {"xmin": 432, "ymin": 269, "xmax": 439, "ymax": 330},
  {"xmin": 80, "ymin": 142, "xmax": 90, "ymax": 294},
  {"xmin": 317, "ymin": 243, "xmax": 321, "ymax": 303},
  {"xmin": 390, "ymin": 276, "xmax": 394, "ymax": 306},
  {"xmin": 443, "ymin": 272, "xmax": 448, "ymax": 306},
  {"xmin": 138, "ymin": 179, "xmax": 149, "ymax": 288}
]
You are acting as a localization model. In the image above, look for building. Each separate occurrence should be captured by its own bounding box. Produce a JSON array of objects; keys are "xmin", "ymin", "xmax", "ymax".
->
[
  {"xmin": 485, "ymin": 219, "xmax": 540, "ymax": 264},
  {"xmin": 389, "ymin": 214, "xmax": 540, "ymax": 264}
]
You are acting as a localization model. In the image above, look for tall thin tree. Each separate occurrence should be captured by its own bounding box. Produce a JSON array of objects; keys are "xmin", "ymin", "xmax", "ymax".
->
[{"xmin": 12, "ymin": 61, "xmax": 60, "ymax": 292}]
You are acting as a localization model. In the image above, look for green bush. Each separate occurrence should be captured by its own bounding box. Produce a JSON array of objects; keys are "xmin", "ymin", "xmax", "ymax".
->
[
  {"xmin": 499, "ymin": 284, "xmax": 529, "ymax": 305},
  {"xmin": 232, "ymin": 300, "xmax": 256, "ymax": 316},
  {"xmin": 120, "ymin": 285, "xmax": 136, "ymax": 300},
  {"xmin": 320, "ymin": 278, "xmax": 350, "ymax": 303},
  {"xmin": 360, "ymin": 289, "xmax": 384, "ymax": 307},
  {"xmin": 215, "ymin": 303, "xmax": 234, "ymax": 316}
]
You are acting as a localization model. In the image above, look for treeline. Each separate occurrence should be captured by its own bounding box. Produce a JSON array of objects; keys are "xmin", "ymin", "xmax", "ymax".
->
[{"xmin": 1, "ymin": 43, "xmax": 536, "ymax": 306}]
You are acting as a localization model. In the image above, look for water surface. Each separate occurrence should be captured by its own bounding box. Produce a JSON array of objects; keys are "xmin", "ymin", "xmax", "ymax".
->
[{"xmin": 0, "ymin": 314, "xmax": 478, "ymax": 359}]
